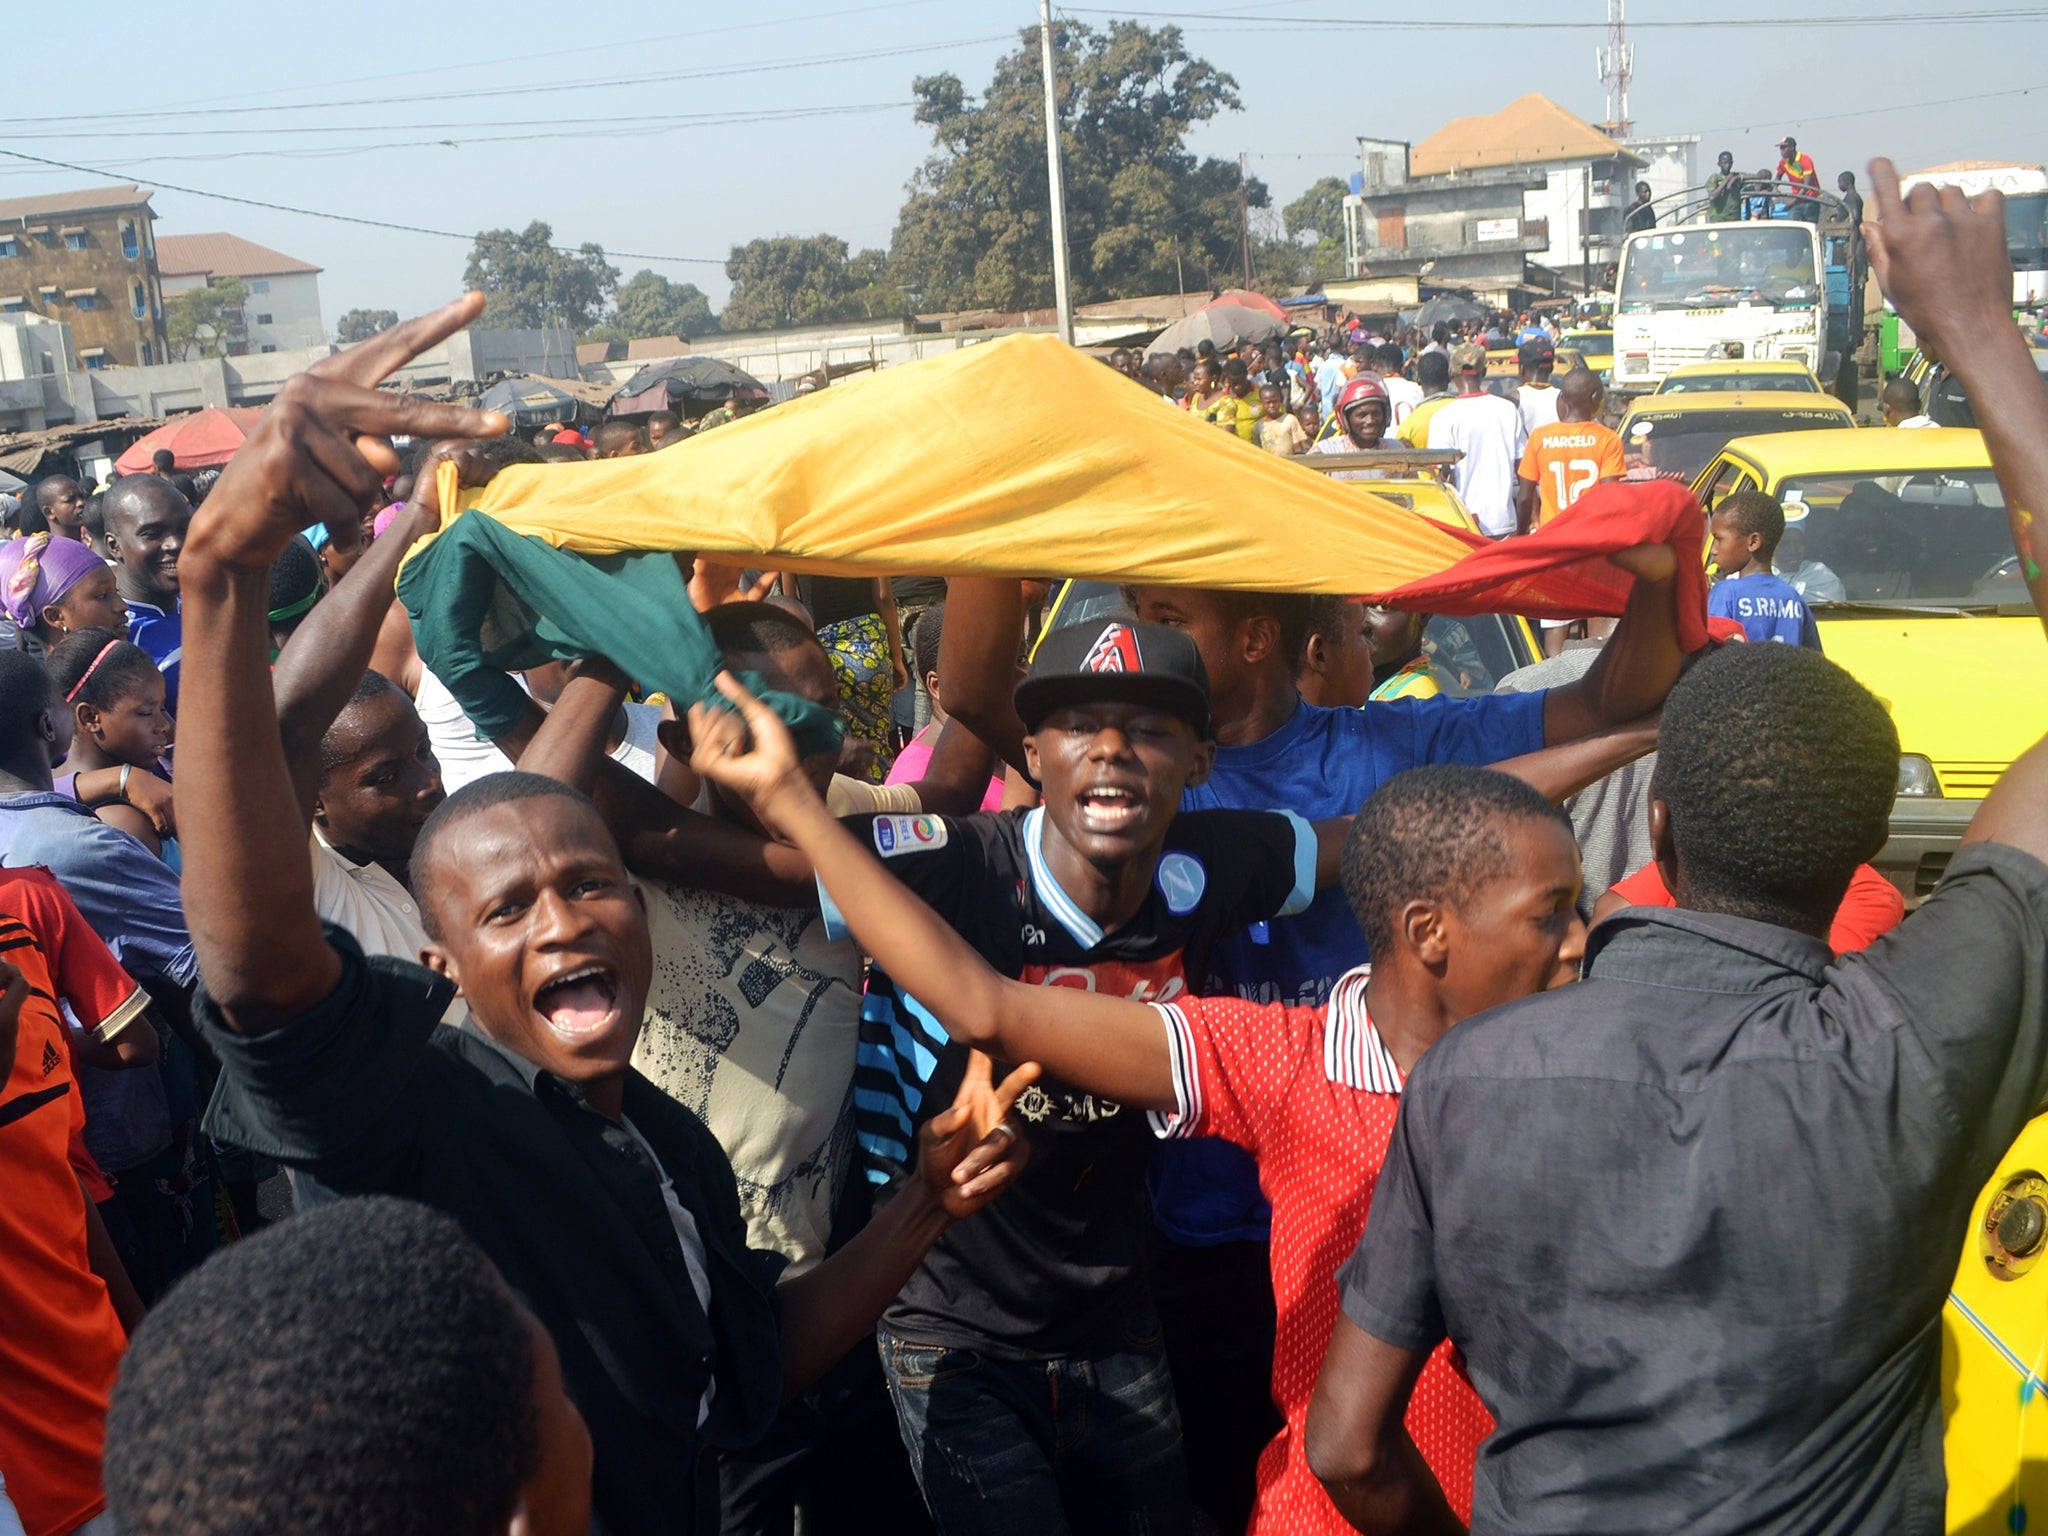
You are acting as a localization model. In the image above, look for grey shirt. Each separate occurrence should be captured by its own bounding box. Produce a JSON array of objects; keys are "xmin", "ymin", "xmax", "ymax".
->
[
  {"xmin": 1498, "ymin": 648, "xmax": 1654, "ymax": 916},
  {"xmin": 1340, "ymin": 842, "xmax": 2048, "ymax": 1534}
]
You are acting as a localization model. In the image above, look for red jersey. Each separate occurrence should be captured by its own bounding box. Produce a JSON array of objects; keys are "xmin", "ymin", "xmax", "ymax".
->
[
  {"xmin": 0, "ymin": 867, "xmax": 147, "ymax": 1536},
  {"xmin": 1153, "ymin": 969, "xmax": 1492, "ymax": 1531},
  {"xmin": 1606, "ymin": 861, "xmax": 1904, "ymax": 954}
]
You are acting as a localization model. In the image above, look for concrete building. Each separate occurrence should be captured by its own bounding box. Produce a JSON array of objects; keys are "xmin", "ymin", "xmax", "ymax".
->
[
  {"xmin": 155, "ymin": 233, "xmax": 325, "ymax": 353},
  {"xmin": 1345, "ymin": 97, "xmax": 1652, "ymax": 294},
  {"xmin": 0, "ymin": 313, "xmax": 109, "ymax": 432},
  {"xmin": 0, "ymin": 185, "xmax": 168, "ymax": 367}
]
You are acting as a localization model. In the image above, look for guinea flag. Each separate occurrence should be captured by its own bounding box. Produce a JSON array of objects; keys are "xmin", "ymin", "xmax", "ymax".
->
[{"xmin": 396, "ymin": 334, "xmax": 1712, "ymax": 740}]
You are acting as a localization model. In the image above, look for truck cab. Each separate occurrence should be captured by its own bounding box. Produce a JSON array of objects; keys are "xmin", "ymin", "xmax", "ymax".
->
[{"xmin": 1613, "ymin": 221, "xmax": 1840, "ymax": 392}]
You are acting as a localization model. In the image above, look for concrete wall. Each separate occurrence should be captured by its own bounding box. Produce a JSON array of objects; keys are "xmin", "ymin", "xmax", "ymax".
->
[
  {"xmin": 1522, "ymin": 155, "xmax": 1640, "ymax": 273},
  {"xmin": 243, "ymin": 270, "xmax": 325, "ymax": 352},
  {"xmin": 382, "ymin": 326, "xmax": 580, "ymax": 387},
  {"xmin": 0, "ymin": 314, "xmax": 98, "ymax": 431},
  {"xmin": 1626, "ymin": 138, "xmax": 1703, "ymax": 217},
  {"xmin": 587, "ymin": 318, "xmax": 1041, "ymax": 390}
]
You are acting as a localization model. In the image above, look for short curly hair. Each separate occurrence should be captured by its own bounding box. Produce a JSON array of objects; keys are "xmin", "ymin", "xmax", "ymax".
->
[
  {"xmin": 1715, "ymin": 490, "xmax": 1787, "ymax": 564},
  {"xmin": 1341, "ymin": 764, "xmax": 1573, "ymax": 959},
  {"xmin": 1655, "ymin": 643, "xmax": 1896, "ymax": 929},
  {"xmin": 106, "ymin": 1196, "xmax": 539, "ymax": 1536}
]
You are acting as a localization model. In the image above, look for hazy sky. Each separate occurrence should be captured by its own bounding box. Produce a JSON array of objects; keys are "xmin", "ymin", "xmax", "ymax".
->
[{"xmin": 8, "ymin": 0, "xmax": 2039, "ymax": 328}]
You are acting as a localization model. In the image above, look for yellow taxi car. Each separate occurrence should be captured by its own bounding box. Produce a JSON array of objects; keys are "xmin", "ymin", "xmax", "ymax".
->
[
  {"xmin": 1301, "ymin": 463, "xmax": 1542, "ymax": 691},
  {"xmin": 1619, "ymin": 390, "xmax": 1854, "ymax": 484},
  {"xmin": 1945, "ymin": 1116, "xmax": 2048, "ymax": 1535},
  {"xmin": 1652, "ymin": 358, "xmax": 1825, "ymax": 395},
  {"xmin": 1560, "ymin": 328, "xmax": 1613, "ymax": 376},
  {"xmin": 1689, "ymin": 425, "xmax": 2040, "ymax": 896}
]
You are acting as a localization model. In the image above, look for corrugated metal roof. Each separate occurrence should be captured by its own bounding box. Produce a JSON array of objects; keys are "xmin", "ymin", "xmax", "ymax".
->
[
  {"xmin": 154, "ymin": 232, "xmax": 321, "ymax": 278},
  {"xmin": 1410, "ymin": 95, "xmax": 1643, "ymax": 178},
  {"xmin": 0, "ymin": 184, "xmax": 154, "ymax": 222}
]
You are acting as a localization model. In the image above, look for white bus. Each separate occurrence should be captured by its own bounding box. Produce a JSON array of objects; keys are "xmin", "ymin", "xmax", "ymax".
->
[{"xmin": 1899, "ymin": 162, "xmax": 2048, "ymax": 306}]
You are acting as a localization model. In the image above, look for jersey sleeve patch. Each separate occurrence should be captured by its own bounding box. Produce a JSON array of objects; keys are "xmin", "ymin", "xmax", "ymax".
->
[{"xmin": 872, "ymin": 814, "xmax": 950, "ymax": 858}]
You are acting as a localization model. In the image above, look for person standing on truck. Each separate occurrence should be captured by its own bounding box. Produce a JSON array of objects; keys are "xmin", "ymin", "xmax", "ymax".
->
[
  {"xmin": 1625, "ymin": 182, "xmax": 1658, "ymax": 234},
  {"xmin": 1778, "ymin": 136, "xmax": 1822, "ymax": 221},
  {"xmin": 1707, "ymin": 151, "xmax": 1746, "ymax": 222}
]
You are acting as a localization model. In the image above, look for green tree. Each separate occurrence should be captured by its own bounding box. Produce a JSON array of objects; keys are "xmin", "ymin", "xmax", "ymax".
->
[
  {"xmin": 1283, "ymin": 176, "xmax": 1349, "ymax": 245},
  {"xmin": 334, "ymin": 308, "xmax": 400, "ymax": 344},
  {"xmin": 1265, "ymin": 177, "xmax": 1352, "ymax": 288},
  {"xmin": 461, "ymin": 221, "xmax": 618, "ymax": 332},
  {"xmin": 722, "ymin": 235, "xmax": 900, "ymax": 330},
  {"xmin": 165, "ymin": 278, "xmax": 248, "ymax": 361},
  {"xmin": 887, "ymin": 22, "xmax": 1260, "ymax": 311},
  {"xmin": 608, "ymin": 269, "xmax": 718, "ymax": 340}
]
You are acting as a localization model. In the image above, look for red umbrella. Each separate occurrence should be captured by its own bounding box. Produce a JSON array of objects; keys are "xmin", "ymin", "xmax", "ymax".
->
[
  {"xmin": 115, "ymin": 407, "xmax": 266, "ymax": 473},
  {"xmin": 1204, "ymin": 288, "xmax": 1287, "ymax": 321}
]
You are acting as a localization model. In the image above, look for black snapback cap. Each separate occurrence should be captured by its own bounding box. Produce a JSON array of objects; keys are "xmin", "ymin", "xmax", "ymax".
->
[{"xmin": 1012, "ymin": 617, "xmax": 1212, "ymax": 738}]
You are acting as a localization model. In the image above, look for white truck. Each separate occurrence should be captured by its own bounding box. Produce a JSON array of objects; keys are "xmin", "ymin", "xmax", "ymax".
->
[{"xmin": 1611, "ymin": 219, "xmax": 1848, "ymax": 394}]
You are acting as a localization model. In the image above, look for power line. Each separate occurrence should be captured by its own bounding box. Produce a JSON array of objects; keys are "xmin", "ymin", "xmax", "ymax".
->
[
  {"xmin": 157, "ymin": 0, "xmax": 955, "ymax": 111},
  {"xmin": 1691, "ymin": 83, "xmax": 2040, "ymax": 136},
  {"xmin": 1068, "ymin": 3, "xmax": 2047, "ymax": 27},
  {"xmin": 0, "ymin": 101, "xmax": 919, "ymax": 144},
  {"xmin": 0, "ymin": 145, "xmax": 740, "ymax": 265},
  {"xmin": 0, "ymin": 102, "xmax": 920, "ymax": 168},
  {"xmin": 4, "ymin": 33, "xmax": 1010, "ymax": 127}
]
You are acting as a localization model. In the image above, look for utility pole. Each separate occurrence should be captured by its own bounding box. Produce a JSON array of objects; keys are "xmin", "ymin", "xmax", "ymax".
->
[
  {"xmin": 1239, "ymin": 152, "xmax": 1253, "ymax": 287},
  {"xmin": 1038, "ymin": 0, "xmax": 1074, "ymax": 345},
  {"xmin": 1583, "ymin": 164, "xmax": 1593, "ymax": 296}
]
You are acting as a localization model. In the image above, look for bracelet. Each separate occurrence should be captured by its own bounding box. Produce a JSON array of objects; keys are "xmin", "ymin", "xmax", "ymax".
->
[{"xmin": 118, "ymin": 764, "xmax": 132, "ymax": 801}]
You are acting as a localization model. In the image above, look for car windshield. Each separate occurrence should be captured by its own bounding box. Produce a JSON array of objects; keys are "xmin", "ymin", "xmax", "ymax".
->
[
  {"xmin": 1777, "ymin": 469, "xmax": 2032, "ymax": 614},
  {"xmin": 1563, "ymin": 330, "xmax": 1612, "ymax": 353},
  {"xmin": 1625, "ymin": 408, "xmax": 1846, "ymax": 481},
  {"xmin": 1658, "ymin": 372, "xmax": 1819, "ymax": 394},
  {"xmin": 1618, "ymin": 226, "xmax": 1819, "ymax": 310}
]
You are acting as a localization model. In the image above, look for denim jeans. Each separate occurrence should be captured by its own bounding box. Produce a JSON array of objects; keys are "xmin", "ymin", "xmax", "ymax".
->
[{"xmin": 878, "ymin": 1318, "xmax": 1191, "ymax": 1536}]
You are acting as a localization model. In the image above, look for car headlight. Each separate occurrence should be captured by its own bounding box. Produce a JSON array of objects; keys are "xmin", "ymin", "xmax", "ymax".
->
[
  {"xmin": 1897, "ymin": 754, "xmax": 1943, "ymax": 797},
  {"xmin": 1623, "ymin": 352, "xmax": 1649, "ymax": 375}
]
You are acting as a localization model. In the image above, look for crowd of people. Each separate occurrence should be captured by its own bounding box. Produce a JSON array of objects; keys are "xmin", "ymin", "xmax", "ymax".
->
[{"xmin": 0, "ymin": 159, "xmax": 2044, "ymax": 1536}]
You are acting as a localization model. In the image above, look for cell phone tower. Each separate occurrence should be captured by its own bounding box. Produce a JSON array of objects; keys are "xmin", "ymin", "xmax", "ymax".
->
[{"xmin": 1596, "ymin": 0, "xmax": 1634, "ymax": 139}]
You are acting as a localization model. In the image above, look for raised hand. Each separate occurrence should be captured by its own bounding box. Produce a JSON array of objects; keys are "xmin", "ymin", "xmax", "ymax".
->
[
  {"xmin": 189, "ymin": 295, "xmax": 508, "ymax": 573},
  {"xmin": 918, "ymin": 1051, "xmax": 1041, "ymax": 1220},
  {"xmin": 120, "ymin": 770, "xmax": 175, "ymax": 839},
  {"xmin": 1865, "ymin": 157, "xmax": 2017, "ymax": 363},
  {"xmin": 686, "ymin": 671, "xmax": 810, "ymax": 822}
]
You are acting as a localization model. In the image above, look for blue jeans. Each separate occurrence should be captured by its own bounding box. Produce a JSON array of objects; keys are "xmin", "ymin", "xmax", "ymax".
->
[{"xmin": 878, "ymin": 1319, "xmax": 1191, "ymax": 1536}]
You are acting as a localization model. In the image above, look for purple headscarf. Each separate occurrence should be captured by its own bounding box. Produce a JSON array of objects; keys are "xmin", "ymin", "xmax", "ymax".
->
[{"xmin": 0, "ymin": 533, "xmax": 107, "ymax": 633}]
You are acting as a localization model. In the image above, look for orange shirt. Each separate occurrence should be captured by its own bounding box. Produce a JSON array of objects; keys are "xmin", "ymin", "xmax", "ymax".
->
[
  {"xmin": 1517, "ymin": 420, "xmax": 1625, "ymax": 526},
  {"xmin": 0, "ymin": 867, "xmax": 146, "ymax": 1536}
]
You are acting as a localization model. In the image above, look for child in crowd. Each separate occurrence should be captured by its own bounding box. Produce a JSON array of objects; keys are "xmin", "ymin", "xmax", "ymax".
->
[
  {"xmin": 1707, "ymin": 490, "xmax": 1822, "ymax": 649},
  {"xmin": 45, "ymin": 629, "xmax": 176, "ymax": 864},
  {"xmin": 885, "ymin": 601, "xmax": 1005, "ymax": 810},
  {"xmin": 1255, "ymin": 383, "xmax": 1310, "ymax": 456}
]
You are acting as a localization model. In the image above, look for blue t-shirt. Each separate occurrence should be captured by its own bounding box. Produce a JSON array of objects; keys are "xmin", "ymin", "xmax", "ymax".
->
[
  {"xmin": 1152, "ymin": 690, "xmax": 1549, "ymax": 1245},
  {"xmin": 125, "ymin": 598, "xmax": 183, "ymax": 717},
  {"xmin": 1708, "ymin": 571, "xmax": 1822, "ymax": 650},
  {"xmin": 0, "ymin": 792, "xmax": 196, "ymax": 988}
]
